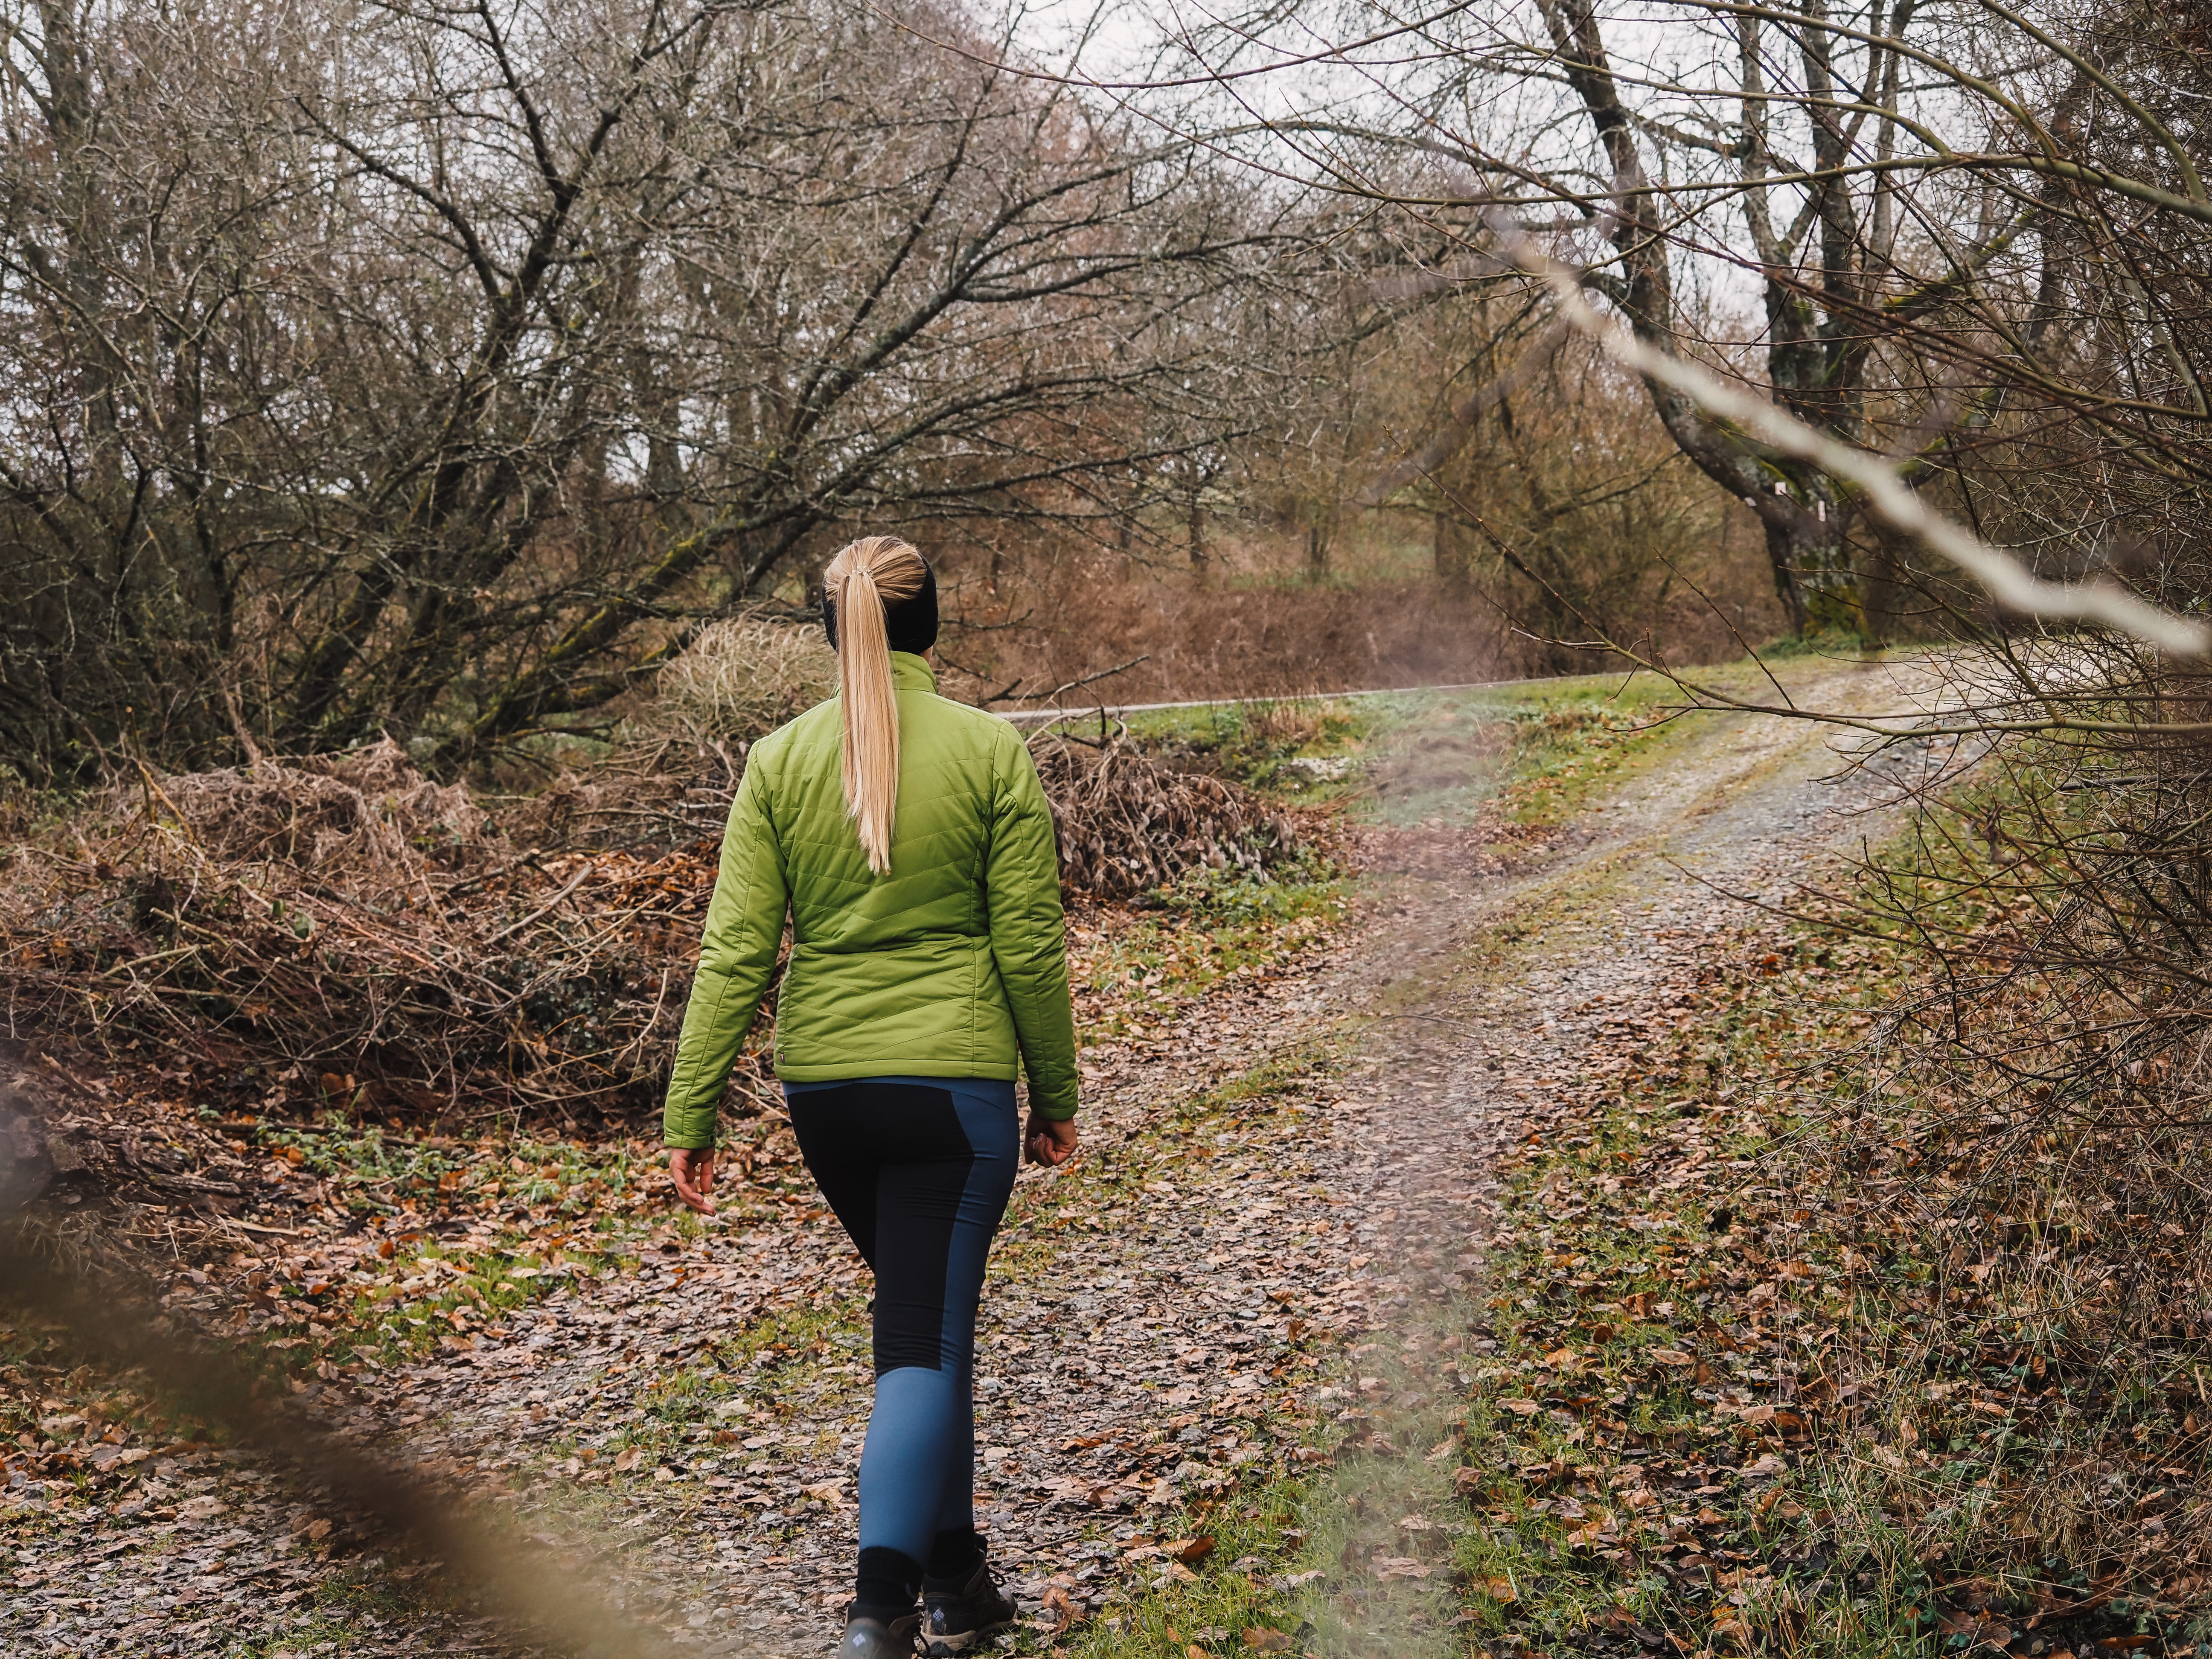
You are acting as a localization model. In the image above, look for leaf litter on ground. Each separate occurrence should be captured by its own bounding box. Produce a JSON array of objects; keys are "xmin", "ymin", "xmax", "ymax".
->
[{"xmin": 0, "ymin": 678, "xmax": 1740, "ymax": 1658}]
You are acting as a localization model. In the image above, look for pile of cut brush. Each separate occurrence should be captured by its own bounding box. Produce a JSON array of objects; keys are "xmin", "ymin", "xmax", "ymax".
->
[
  {"xmin": 0, "ymin": 728, "xmax": 1305, "ymax": 1124},
  {"xmin": 1028, "ymin": 730, "xmax": 1303, "ymax": 899},
  {"xmin": 0, "ymin": 742, "xmax": 757, "ymax": 1125}
]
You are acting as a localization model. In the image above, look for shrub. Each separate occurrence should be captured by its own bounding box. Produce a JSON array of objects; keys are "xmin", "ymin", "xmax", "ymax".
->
[{"xmin": 626, "ymin": 618, "xmax": 836, "ymax": 762}]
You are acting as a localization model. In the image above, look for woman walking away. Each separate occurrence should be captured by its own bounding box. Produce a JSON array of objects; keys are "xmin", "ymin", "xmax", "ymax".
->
[{"xmin": 662, "ymin": 535, "xmax": 1081, "ymax": 1659}]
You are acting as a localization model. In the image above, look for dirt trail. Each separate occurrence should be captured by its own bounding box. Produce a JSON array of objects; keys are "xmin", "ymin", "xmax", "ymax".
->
[
  {"xmin": 3, "ymin": 661, "xmax": 1933, "ymax": 1659},
  {"xmin": 1302, "ymin": 659, "xmax": 1929, "ymax": 1656}
]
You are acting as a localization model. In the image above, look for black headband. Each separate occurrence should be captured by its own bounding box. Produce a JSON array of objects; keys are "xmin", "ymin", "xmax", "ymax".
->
[{"xmin": 823, "ymin": 558, "xmax": 938, "ymax": 655}]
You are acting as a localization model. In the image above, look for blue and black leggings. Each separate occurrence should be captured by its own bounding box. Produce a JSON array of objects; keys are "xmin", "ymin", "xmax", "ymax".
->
[{"xmin": 784, "ymin": 1077, "xmax": 1020, "ymax": 1610}]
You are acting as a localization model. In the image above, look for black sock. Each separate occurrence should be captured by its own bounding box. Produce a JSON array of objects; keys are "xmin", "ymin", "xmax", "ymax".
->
[
  {"xmin": 924, "ymin": 1526, "xmax": 985, "ymax": 1584},
  {"xmin": 855, "ymin": 1546, "xmax": 923, "ymax": 1616}
]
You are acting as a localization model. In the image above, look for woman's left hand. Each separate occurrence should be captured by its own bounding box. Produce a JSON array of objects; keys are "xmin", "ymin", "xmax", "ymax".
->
[{"xmin": 1025, "ymin": 1113, "xmax": 1078, "ymax": 1167}]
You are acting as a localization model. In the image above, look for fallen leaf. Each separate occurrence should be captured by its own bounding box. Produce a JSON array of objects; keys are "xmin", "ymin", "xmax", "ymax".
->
[
  {"xmin": 1170, "ymin": 1535, "xmax": 1217, "ymax": 1566},
  {"xmin": 1040, "ymin": 1586, "xmax": 1075, "ymax": 1636},
  {"xmin": 1370, "ymin": 1556, "xmax": 1432, "ymax": 1580},
  {"xmin": 1649, "ymin": 1348, "xmax": 1694, "ymax": 1367},
  {"xmin": 1482, "ymin": 1575, "xmax": 1519, "ymax": 1604},
  {"xmin": 611, "ymin": 1446, "xmax": 641, "ymax": 1472},
  {"xmin": 1604, "ymin": 1605, "xmax": 1667, "ymax": 1645},
  {"xmin": 1566, "ymin": 1510, "xmax": 1617, "ymax": 1546},
  {"xmin": 1242, "ymin": 1631, "xmax": 1293, "ymax": 1653}
]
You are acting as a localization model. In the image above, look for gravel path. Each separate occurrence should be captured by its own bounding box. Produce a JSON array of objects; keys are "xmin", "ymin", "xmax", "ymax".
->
[
  {"xmin": 3, "ymin": 662, "xmax": 1935, "ymax": 1659},
  {"xmin": 1299, "ymin": 661, "xmax": 1929, "ymax": 1656}
]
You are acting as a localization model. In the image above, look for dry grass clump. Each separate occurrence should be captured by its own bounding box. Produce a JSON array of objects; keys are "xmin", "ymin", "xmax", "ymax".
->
[
  {"xmin": 1238, "ymin": 700, "xmax": 1324, "ymax": 752},
  {"xmin": 1030, "ymin": 732, "xmax": 1302, "ymax": 899},
  {"xmin": 627, "ymin": 617, "xmax": 836, "ymax": 763}
]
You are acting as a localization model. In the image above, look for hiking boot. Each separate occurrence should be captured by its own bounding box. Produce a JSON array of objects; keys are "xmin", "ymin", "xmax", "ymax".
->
[
  {"xmin": 921, "ymin": 1559, "xmax": 1019, "ymax": 1656},
  {"xmin": 836, "ymin": 1603, "xmax": 921, "ymax": 1659}
]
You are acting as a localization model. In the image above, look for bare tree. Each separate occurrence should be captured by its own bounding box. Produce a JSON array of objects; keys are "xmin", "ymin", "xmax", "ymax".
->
[
  {"xmin": 0, "ymin": 0, "xmax": 1301, "ymax": 776},
  {"xmin": 1147, "ymin": 0, "xmax": 2210, "ymax": 637}
]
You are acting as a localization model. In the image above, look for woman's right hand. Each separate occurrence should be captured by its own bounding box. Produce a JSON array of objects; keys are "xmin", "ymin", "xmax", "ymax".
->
[
  {"xmin": 1025, "ymin": 1113, "xmax": 1078, "ymax": 1167},
  {"xmin": 670, "ymin": 1147, "xmax": 717, "ymax": 1214}
]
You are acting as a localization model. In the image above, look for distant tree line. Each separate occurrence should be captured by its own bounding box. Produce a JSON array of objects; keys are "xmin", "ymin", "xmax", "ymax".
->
[{"xmin": 1166, "ymin": 0, "xmax": 2212, "ymax": 644}]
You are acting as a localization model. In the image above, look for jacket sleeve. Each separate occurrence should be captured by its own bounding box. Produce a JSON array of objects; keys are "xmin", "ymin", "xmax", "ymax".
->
[
  {"xmin": 662, "ymin": 753, "xmax": 789, "ymax": 1149},
  {"xmin": 987, "ymin": 732, "xmax": 1080, "ymax": 1120}
]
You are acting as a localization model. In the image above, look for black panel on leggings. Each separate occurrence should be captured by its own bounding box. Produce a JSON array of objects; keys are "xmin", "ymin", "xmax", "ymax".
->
[{"xmin": 787, "ymin": 1081, "xmax": 974, "ymax": 1374}]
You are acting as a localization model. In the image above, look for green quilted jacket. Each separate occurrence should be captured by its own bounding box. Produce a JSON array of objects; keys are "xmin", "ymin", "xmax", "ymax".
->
[{"xmin": 661, "ymin": 653, "xmax": 1079, "ymax": 1149}]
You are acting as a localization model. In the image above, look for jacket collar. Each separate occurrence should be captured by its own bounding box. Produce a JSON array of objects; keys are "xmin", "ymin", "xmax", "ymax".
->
[{"xmin": 890, "ymin": 652, "xmax": 937, "ymax": 693}]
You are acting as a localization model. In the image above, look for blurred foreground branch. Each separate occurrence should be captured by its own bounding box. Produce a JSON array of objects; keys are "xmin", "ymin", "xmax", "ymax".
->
[
  {"xmin": 1495, "ymin": 220, "xmax": 2212, "ymax": 660},
  {"xmin": 0, "ymin": 1205, "xmax": 697, "ymax": 1659}
]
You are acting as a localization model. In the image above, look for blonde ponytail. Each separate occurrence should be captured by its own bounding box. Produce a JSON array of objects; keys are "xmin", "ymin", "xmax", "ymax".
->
[{"xmin": 823, "ymin": 536, "xmax": 929, "ymax": 874}]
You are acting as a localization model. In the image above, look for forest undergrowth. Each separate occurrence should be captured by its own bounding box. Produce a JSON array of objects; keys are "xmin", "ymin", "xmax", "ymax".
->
[{"xmin": 1417, "ymin": 764, "xmax": 2212, "ymax": 1657}]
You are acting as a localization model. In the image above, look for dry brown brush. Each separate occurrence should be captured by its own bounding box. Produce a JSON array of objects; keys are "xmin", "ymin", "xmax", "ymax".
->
[
  {"xmin": 1775, "ymin": 641, "xmax": 2212, "ymax": 1614},
  {"xmin": 1, "ymin": 748, "xmax": 731, "ymax": 1124},
  {"xmin": 0, "ymin": 717, "xmax": 1307, "ymax": 1124},
  {"xmin": 1027, "ymin": 729, "xmax": 1304, "ymax": 900}
]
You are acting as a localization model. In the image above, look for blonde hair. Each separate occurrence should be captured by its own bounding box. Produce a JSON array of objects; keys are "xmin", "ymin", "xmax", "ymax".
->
[{"xmin": 823, "ymin": 536, "xmax": 928, "ymax": 874}]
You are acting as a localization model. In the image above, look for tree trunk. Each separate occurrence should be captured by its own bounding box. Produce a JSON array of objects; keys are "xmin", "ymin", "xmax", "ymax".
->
[
  {"xmin": 1859, "ymin": 527, "xmax": 1903, "ymax": 651},
  {"xmin": 1305, "ymin": 524, "xmax": 1328, "ymax": 582},
  {"xmin": 1434, "ymin": 514, "xmax": 1472, "ymax": 596},
  {"xmin": 1761, "ymin": 501, "xmax": 1857, "ymax": 636},
  {"xmin": 1187, "ymin": 479, "xmax": 1207, "ymax": 584}
]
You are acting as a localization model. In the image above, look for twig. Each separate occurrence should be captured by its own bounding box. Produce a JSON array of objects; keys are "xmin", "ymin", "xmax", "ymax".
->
[
  {"xmin": 445, "ymin": 850, "xmax": 549, "ymax": 897},
  {"xmin": 1490, "ymin": 216, "xmax": 2212, "ymax": 656},
  {"xmin": 486, "ymin": 863, "xmax": 596, "ymax": 944},
  {"xmin": 991, "ymin": 655, "xmax": 1152, "ymax": 706}
]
